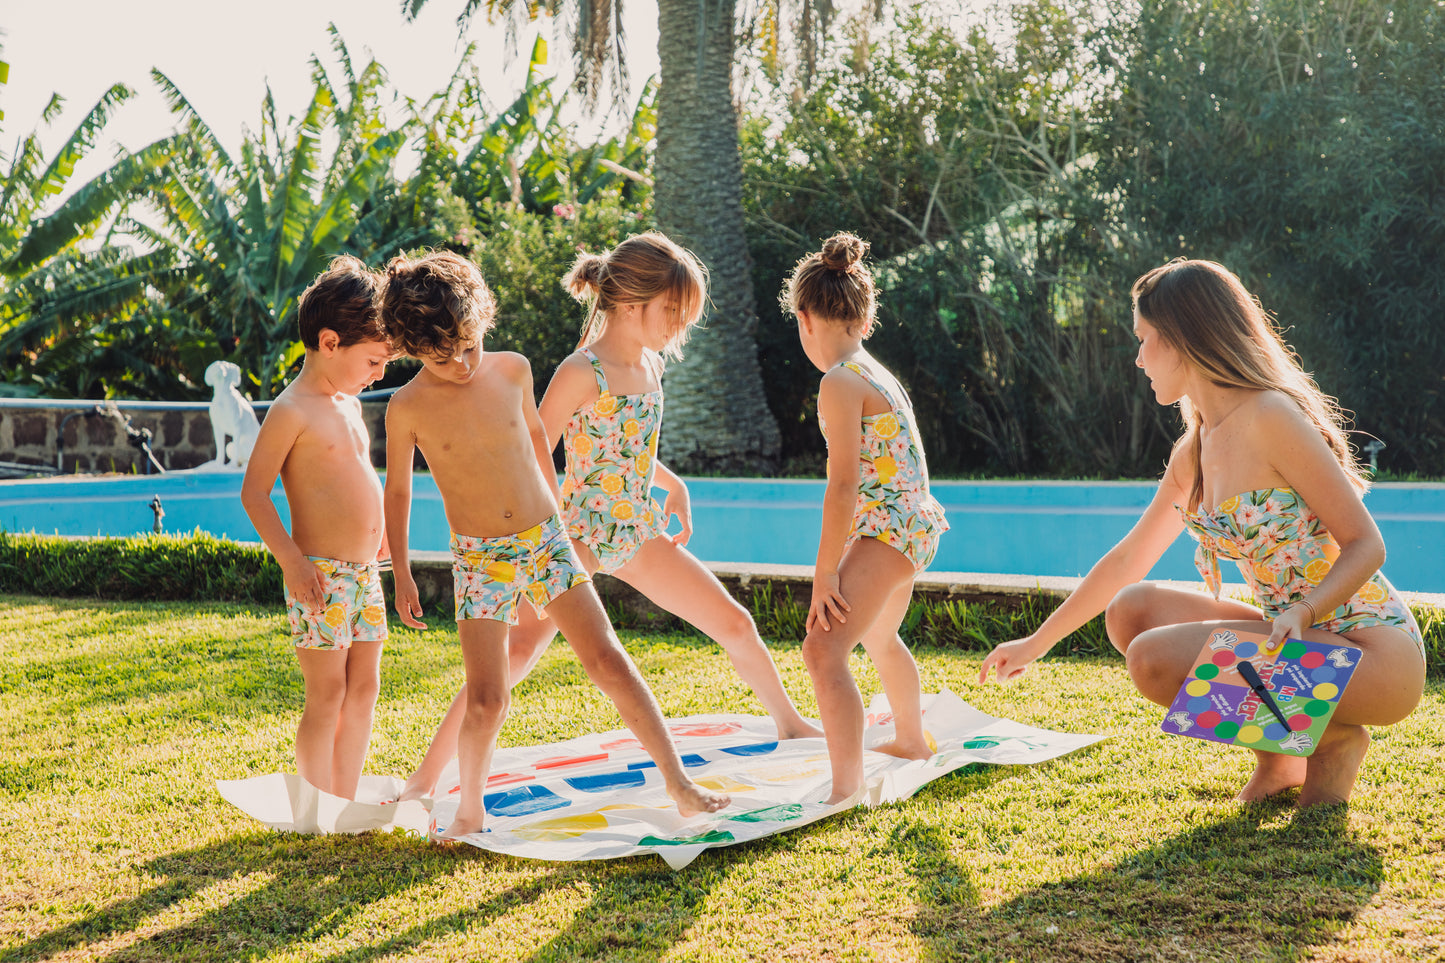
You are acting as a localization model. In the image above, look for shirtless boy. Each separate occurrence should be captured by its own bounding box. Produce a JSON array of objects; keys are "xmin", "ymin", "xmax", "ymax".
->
[
  {"xmin": 240, "ymin": 256, "xmax": 393, "ymax": 800},
  {"xmin": 379, "ymin": 251, "xmax": 730, "ymax": 838}
]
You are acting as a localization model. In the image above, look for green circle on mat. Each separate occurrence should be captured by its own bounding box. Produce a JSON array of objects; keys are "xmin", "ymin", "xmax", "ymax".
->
[
  {"xmin": 1281, "ymin": 640, "xmax": 1307, "ymax": 660},
  {"xmin": 1196, "ymin": 663, "xmax": 1220, "ymax": 680},
  {"xmin": 1214, "ymin": 721, "xmax": 1240, "ymax": 739},
  {"xmin": 1305, "ymin": 700, "xmax": 1331, "ymax": 717}
]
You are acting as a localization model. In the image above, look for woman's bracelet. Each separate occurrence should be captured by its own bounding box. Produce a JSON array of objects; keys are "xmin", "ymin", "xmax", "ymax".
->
[{"xmin": 1298, "ymin": 597, "xmax": 1317, "ymax": 626}]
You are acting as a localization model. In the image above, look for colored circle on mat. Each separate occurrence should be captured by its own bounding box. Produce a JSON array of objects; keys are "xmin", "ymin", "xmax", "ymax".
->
[
  {"xmin": 1188, "ymin": 696, "xmax": 1212, "ymax": 713},
  {"xmin": 1313, "ymin": 682, "xmax": 1339, "ymax": 700},
  {"xmin": 1310, "ymin": 666, "xmax": 1337, "ymax": 684},
  {"xmin": 1305, "ymin": 700, "xmax": 1332, "ymax": 717},
  {"xmin": 1289, "ymin": 714, "xmax": 1313, "ymax": 731},
  {"xmin": 1195, "ymin": 663, "xmax": 1220, "ymax": 680},
  {"xmin": 1263, "ymin": 723, "xmax": 1287, "ymax": 741},
  {"xmin": 1212, "ymin": 651, "xmax": 1236, "ymax": 667},
  {"xmin": 1197, "ymin": 710, "xmax": 1222, "ymax": 728},
  {"xmin": 1300, "ymin": 651, "xmax": 1326, "ymax": 669},
  {"xmin": 1281, "ymin": 641, "xmax": 1307, "ymax": 660},
  {"xmin": 1234, "ymin": 641, "xmax": 1258, "ymax": 658},
  {"xmin": 1214, "ymin": 721, "xmax": 1240, "ymax": 739},
  {"xmin": 1238, "ymin": 725, "xmax": 1263, "ymax": 743},
  {"xmin": 1186, "ymin": 679, "xmax": 1212, "ymax": 697}
]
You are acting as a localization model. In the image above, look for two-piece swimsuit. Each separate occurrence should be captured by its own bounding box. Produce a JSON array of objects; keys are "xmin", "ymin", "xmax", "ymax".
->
[
  {"xmin": 820, "ymin": 361, "xmax": 949, "ymax": 572},
  {"xmin": 559, "ymin": 348, "xmax": 669, "ymax": 574},
  {"xmin": 1178, "ymin": 486, "xmax": 1424, "ymax": 658}
]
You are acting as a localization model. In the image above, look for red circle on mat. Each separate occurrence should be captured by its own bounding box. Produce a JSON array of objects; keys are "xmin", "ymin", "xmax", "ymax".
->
[
  {"xmin": 1212, "ymin": 651, "xmax": 1236, "ymax": 667},
  {"xmin": 1197, "ymin": 710, "xmax": 1222, "ymax": 728},
  {"xmin": 1300, "ymin": 651, "xmax": 1326, "ymax": 669},
  {"xmin": 1288, "ymin": 713, "xmax": 1312, "ymax": 731}
]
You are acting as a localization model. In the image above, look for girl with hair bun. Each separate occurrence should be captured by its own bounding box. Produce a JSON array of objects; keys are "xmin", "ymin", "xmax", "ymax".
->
[
  {"xmin": 782, "ymin": 231, "xmax": 950, "ymax": 804},
  {"xmin": 397, "ymin": 232, "xmax": 819, "ymax": 801},
  {"xmin": 980, "ymin": 258, "xmax": 1424, "ymax": 806}
]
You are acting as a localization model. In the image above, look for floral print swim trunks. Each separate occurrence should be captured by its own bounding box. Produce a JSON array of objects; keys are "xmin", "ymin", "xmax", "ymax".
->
[
  {"xmin": 451, "ymin": 513, "xmax": 591, "ymax": 624},
  {"xmin": 286, "ymin": 557, "xmax": 388, "ymax": 650}
]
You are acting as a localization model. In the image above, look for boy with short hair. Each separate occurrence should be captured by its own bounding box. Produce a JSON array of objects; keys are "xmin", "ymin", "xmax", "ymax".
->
[
  {"xmin": 241, "ymin": 255, "xmax": 394, "ymax": 801},
  {"xmin": 379, "ymin": 251, "xmax": 730, "ymax": 838}
]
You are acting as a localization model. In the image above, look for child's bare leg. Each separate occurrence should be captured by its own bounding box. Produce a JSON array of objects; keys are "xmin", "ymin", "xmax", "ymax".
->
[
  {"xmin": 802, "ymin": 538, "xmax": 914, "ymax": 804},
  {"xmin": 544, "ymin": 585, "xmax": 730, "ymax": 816},
  {"xmin": 330, "ymin": 640, "xmax": 383, "ymax": 800},
  {"xmin": 444, "ymin": 618, "xmax": 512, "ymax": 838},
  {"xmin": 295, "ymin": 648, "xmax": 349, "ymax": 795},
  {"xmin": 859, "ymin": 578, "xmax": 932, "ymax": 761},
  {"xmin": 617, "ymin": 536, "xmax": 822, "ymax": 739},
  {"xmin": 398, "ymin": 686, "xmax": 466, "ymax": 801}
]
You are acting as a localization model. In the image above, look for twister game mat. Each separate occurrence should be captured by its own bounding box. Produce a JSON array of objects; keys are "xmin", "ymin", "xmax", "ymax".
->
[
  {"xmin": 1161, "ymin": 629, "xmax": 1361, "ymax": 756},
  {"xmin": 220, "ymin": 690, "xmax": 1103, "ymax": 869}
]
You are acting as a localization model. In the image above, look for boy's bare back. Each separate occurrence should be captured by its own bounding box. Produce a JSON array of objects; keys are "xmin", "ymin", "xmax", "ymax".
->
[
  {"xmin": 387, "ymin": 348, "xmax": 557, "ymax": 538},
  {"xmin": 249, "ymin": 380, "xmax": 384, "ymax": 564}
]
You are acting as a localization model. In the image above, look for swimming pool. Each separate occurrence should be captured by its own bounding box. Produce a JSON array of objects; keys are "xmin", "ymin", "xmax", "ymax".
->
[{"xmin": 3, "ymin": 473, "xmax": 1443, "ymax": 592}]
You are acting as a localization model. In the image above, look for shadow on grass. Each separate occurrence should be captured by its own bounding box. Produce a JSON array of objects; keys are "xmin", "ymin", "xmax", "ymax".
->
[{"xmin": 906, "ymin": 801, "xmax": 1382, "ymax": 962}]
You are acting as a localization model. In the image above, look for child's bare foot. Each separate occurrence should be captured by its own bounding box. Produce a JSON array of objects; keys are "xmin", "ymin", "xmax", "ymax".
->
[
  {"xmin": 668, "ymin": 779, "xmax": 730, "ymax": 817},
  {"xmin": 777, "ymin": 719, "xmax": 825, "ymax": 740},
  {"xmin": 435, "ymin": 812, "xmax": 487, "ymax": 841},
  {"xmin": 824, "ymin": 783, "xmax": 864, "ymax": 806},
  {"xmin": 1236, "ymin": 750, "xmax": 1307, "ymax": 802},
  {"xmin": 1299, "ymin": 724, "xmax": 1370, "ymax": 807},
  {"xmin": 395, "ymin": 775, "xmax": 433, "ymax": 803},
  {"xmin": 873, "ymin": 729, "xmax": 936, "ymax": 761}
]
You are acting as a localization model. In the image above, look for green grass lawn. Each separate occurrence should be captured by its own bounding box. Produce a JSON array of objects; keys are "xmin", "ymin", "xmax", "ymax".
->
[{"xmin": 1, "ymin": 594, "xmax": 1441, "ymax": 962}]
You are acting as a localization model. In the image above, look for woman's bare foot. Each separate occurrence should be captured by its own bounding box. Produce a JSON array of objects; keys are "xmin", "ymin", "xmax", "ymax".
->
[
  {"xmin": 1236, "ymin": 750, "xmax": 1307, "ymax": 802},
  {"xmin": 1299, "ymin": 724, "xmax": 1370, "ymax": 807},
  {"xmin": 667, "ymin": 779, "xmax": 731, "ymax": 817},
  {"xmin": 777, "ymin": 719, "xmax": 825, "ymax": 740}
]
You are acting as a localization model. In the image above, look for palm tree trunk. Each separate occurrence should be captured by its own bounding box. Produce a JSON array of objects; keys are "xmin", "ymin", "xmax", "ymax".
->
[{"xmin": 653, "ymin": 0, "xmax": 781, "ymax": 474}]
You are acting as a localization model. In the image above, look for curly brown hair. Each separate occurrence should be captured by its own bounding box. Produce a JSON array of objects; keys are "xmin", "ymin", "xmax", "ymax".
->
[
  {"xmin": 779, "ymin": 232, "xmax": 877, "ymax": 337},
  {"xmin": 296, "ymin": 255, "xmax": 385, "ymax": 350},
  {"xmin": 378, "ymin": 251, "xmax": 497, "ymax": 360}
]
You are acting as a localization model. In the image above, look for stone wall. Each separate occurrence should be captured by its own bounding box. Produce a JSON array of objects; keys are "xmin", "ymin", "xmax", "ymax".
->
[{"xmin": 0, "ymin": 402, "xmax": 388, "ymax": 475}]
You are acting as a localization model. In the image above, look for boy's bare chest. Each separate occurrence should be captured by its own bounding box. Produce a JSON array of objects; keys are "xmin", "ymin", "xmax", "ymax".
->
[
  {"xmin": 298, "ymin": 408, "xmax": 371, "ymax": 462},
  {"xmin": 416, "ymin": 382, "xmax": 525, "ymax": 451}
]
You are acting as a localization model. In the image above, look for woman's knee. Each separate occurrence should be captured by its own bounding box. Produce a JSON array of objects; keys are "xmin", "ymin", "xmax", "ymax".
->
[{"xmin": 1105, "ymin": 583, "xmax": 1157, "ymax": 654}]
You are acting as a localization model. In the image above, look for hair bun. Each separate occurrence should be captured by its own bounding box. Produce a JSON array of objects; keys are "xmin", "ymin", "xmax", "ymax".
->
[
  {"xmin": 563, "ymin": 254, "xmax": 608, "ymax": 301},
  {"xmin": 819, "ymin": 232, "xmax": 867, "ymax": 273}
]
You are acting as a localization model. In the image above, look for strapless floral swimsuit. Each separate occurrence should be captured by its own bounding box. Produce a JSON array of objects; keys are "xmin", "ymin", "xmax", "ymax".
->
[
  {"xmin": 558, "ymin": 348, "xmax": 668, "ymax": 574},
  {"xmin": 1177, "ymin": 486, "xmax": 1423, "ymax": 658},
  {"xmin": 819, "ymin": 362, "xmax": 949, "ymax": 572}
]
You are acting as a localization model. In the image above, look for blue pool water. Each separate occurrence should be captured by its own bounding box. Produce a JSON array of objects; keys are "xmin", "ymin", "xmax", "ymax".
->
[{"xmin": 3, "ymin": 472, "xmax": 1443, "ymax": 592}]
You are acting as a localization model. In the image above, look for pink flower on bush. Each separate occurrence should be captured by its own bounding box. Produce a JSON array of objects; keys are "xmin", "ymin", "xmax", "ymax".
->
[{"xmin": 553, "ymin": 203, "xmax": 577, "ymax": 220}]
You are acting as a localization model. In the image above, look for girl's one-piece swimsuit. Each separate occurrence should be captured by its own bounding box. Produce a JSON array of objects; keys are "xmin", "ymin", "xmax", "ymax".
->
[
  {"xmin": 820, "ymin": 361, "xmax": 949, "ymax": 571},
  {"xmin": 1178, "ymin": 486, "xmax": 1424, "ymax": 658},
  {"xmin": 559, "ymin": 348, "xmax": 669, "ymax": 574}
]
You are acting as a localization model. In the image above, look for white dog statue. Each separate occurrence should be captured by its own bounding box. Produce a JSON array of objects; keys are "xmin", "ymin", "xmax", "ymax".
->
[{"xmin": 203, "ymin": 360, "xmax": 261, "ymax": 469}]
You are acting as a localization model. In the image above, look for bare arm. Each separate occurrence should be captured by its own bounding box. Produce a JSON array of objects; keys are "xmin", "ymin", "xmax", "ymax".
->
[
  {"xmin": 239, "ymin": 401, "xmax": 324, "ymax": 607},
  {"xmin": 809, "ymin": 368, "xmax": 866, "ymax": 633},
  {"xmin": 536, "ymin": 353, "xmax": 596, "ymax": 475},
  {"xmin": 979, "ymin": 443, "xmax": 1191, "ymax": 682},
  {"xmin": 383, "ymin": 395, "xmax": 426, "ymax": 629},
  {"xmin": 518, "ymin": 357, "xmax": 562, "ymax": 505}
]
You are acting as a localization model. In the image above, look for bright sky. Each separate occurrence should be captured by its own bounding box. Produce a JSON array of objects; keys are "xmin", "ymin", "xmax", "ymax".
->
[{"xmin": 2, "ymin": 0, "xmax": 660, "ymax": 192}]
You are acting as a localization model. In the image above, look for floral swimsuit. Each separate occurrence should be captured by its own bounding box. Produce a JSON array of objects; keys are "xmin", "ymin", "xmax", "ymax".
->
[
  {"xmin": 558, "ymin": 348, "xmax": 668, "ymax": 574},
  {"xmin": 451, "ymin": 514, "xmax": 590, "ymax": 625},
  {"xmin": 820, "ymin": 361, "xmax": 949, "ymax": 572},
  {"xmin": 1178, "ymin": 487, "xmax": 1424, "ymax": 658},
  {"xmin": 286, "ymin": 557, "xmax": 388, "ymax": 650}
]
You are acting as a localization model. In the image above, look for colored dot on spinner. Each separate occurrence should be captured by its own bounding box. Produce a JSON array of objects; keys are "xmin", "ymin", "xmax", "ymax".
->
[
  {"xmin": 1313, "ymin": 682, "xmax": 1340, "ymax": 700},
  {"xmin": 1300, "ymin": 651, "xmax": 1326, "ymax": 669},
  {"xmin": 1197, "ymin": 710, "xmax": 1222, "ymax": 728},
  {"xmin": 1310, "ymin": 666, "xmax": 1337, "ymax": 684},
  {"xmin": 1234, "ymin": 641, "xmax": 1258, "ymax": 658},
  {"xmin": 1305, "ymin": 700, "xmax": 1332, "ymax": 718},
  {"xmin": 1195, "ymin": 663, "xmax": 1220, "ymax": 680},
  {"xmin": 1288, "ymin": 713, "xmax": 1313, "ymax": 731},
  {"xmin": 1237, "ymin": 725, "xmax": 1263, "ymax": 743},
  {"xmin": 1186, "ymin": 679, "xmax": 1212, "ymax": 697},
  {"xmin": 1263, "ymin": 723, "xmax": 1287, "ymax": 741},
  {"xmin": 1214, "ymin": 721, "xmax": 1241, "ymax": 739},
  {"xmin": 1211, "ymin": 651, "xmax": 1236, "ymax": 667},
  {"xmin": 1188, "ymin": 696, "xmax": 1212, "ymax": 714},
  {"xmin": 1281, "ymin": 640, "xmax": 1307, "ymax": 660}
]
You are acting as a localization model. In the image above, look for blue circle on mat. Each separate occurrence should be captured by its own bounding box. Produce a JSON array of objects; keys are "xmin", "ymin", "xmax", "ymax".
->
[
  {"xmin": 1263, "ymin": 723, "xmax": 1287, "ymax": 741},
  {"xmin": 1234, "ymin": 641, "xmax": 1258, "ymax": 658},
  {"xmin": 1187, "ymin": 696, "xmax": 1212, "ymax": 713},
  {"xmin": 1311, "ymin": 666, "xmax": 1337, "ymax": 684}
]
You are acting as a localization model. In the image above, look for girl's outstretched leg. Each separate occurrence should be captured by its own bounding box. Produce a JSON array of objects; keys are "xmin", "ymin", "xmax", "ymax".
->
[
  {"xmin": 618, "ymin": 536, "xmax": 822, "ymax": 739},
  {"xmin": 860, "ymin": 579, "xmax": 931, "ymax": 761},
  {"xmin": 802, "ymin": 537, "xmax": 915, "ymax": 803}
]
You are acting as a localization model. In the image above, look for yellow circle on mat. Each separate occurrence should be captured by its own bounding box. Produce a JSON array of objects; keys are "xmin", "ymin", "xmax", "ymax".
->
[
  {"xmin": 1313, "ymin": 682, "xmax": 1339, "ymax": 700},
  {"xmin": 1237, "ymin": 725, "xmax": 1263, "ymax": 743},
  {"xmin": 1185, "ymin": 680, "xmax": 1212, "ymax": 697}
]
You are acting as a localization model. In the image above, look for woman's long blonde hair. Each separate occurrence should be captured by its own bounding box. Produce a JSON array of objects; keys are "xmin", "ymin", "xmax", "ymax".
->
[
  {"xmin": 1132, "ymin": 259, "xmax": 1367, "ymax": 510},
  {"xmin": 563, "ymin": 232, "xmax": 707, "ymax": 360}
]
